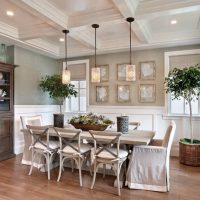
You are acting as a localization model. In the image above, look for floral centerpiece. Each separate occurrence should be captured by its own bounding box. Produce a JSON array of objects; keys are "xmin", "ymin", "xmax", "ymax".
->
[{"xmin": 69, "ymin": 112, "xmax": 113, "ymax": 131}]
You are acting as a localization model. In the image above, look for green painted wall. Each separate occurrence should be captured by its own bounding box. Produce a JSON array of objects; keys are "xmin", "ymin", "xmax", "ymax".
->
[{"xmin": 13, "ymin": 46, "xmax": 61, "ymax": 105}]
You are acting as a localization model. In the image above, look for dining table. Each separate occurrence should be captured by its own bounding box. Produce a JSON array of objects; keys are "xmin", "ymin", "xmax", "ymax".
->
[{"xmin": 21, "ymin": 127, "xmax": 155, "ymax": 172}]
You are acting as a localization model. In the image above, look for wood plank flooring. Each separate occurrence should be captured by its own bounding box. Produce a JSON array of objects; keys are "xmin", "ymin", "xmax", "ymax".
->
[{"xmin": 0, "ymin": 155, "xmax": 199, "ymax": 200}]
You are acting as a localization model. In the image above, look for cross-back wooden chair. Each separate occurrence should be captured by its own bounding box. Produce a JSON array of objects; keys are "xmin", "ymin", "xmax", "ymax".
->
[
  {"xmin": 89, "ymin": 130, "xmax": 128, "ymax": 196},
  {"xmin": 54, "ymin": 127, "xmax": 92, "ymax": 187},
  {"xmin": 27, "ymin": 125, "xmax": 59, "ymax": 180}
]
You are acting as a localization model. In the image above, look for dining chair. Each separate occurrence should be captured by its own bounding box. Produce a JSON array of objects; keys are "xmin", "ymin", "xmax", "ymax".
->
[
  {"xmin": 20, "ymin": 115, "xmax": 42, "ymax": 129},
  {"xmin": 126, "ymin": 121, "xmax": 176, "ymax": 192},
  {"xmin": 129, "ymin": 121, "xmax": 141, "ymax": 130},
  {"xmin": 27, "ymin": 125, "xmax": 59, "ymax": 180},
  {"xmin": 54, "ymin": 127, "xmax": 92, "ymax": 187},
  {"xmin": 20, "ymin": 115, "xmax": 43, "ymax": 165},
  {"xmin": 89, "ymin": 130, "xmax": 128, "ymax": 196}
]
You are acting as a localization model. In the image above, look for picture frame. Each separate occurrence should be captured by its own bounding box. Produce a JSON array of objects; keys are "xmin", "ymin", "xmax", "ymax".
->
[
  {"xmin": 117, "ymin": 85, "xmax": 130, "ymax": 102},
  {"xmin": 117, "ymin": 63, "xmax": 128, "ymax": 81},
  {"xmin": 96, "ymin": 86, "xmax": 109, "ymax": 102},
  {"xmin": 139, "ymin": 84, "xmax": 156, "ymax": 103},
  {"xmin": 140, "ymin": 61, "xmax": 156, "ymax": 80},
  {"xmin": 98, "ymin": 65, "xmax": 109, "ymax": 82}
]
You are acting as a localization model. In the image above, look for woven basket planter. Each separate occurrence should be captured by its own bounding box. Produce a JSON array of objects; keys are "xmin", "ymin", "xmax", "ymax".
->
[
  {"xmin": 70, "ymin": 123, "xmax": 109, "ymax": 131},
  {"xmin": 179, "ymin": 141, "xmax": 200, "ymax": 167}
]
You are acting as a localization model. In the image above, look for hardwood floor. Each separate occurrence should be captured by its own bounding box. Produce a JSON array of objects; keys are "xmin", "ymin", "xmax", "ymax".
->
[{"xmin": 0, "ymin": 155, "xmax": 199, "ymax": 200}]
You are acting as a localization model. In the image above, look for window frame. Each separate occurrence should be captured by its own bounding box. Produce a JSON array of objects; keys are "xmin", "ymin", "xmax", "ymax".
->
[{"xmin": 164, "ymin": 49, "xmax": 200, "ymax": 116}]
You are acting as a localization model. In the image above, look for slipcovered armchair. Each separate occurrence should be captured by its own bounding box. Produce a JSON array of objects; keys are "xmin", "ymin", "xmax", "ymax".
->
[
  {"xmin": 20, "ymin": 115, "xmax": 43, "ymax": 165},
  {"xmin": 126, "ymin": 121, "xmax": 176, "ymax": 192}
]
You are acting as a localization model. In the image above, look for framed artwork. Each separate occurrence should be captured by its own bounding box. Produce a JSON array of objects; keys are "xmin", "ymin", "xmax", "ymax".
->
[
  {"xmin": 98, "ymin": 65, "xmax": 109, "ymax": 82},
  {"xmin": 117, "ymin": 63, "xmax": 128, "ymax": 81},
  {"xmin": 140, "ymin": 61, "xmax": 156, "ymax": 80},
  {"xmin": 139, "ymin": 84, "xmax": 156, "ymax": 103},
  {"xmin": 96, "ymin": 86, "xmax": 109, "ymax": 102},
  {"xmin": 117, "ymin": 85, "xmax": 130, "ymax": 102}
]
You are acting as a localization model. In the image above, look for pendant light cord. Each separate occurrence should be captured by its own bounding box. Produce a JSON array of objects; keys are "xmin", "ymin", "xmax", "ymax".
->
[
  {"xmin": 63, "ymin": 29, "xmax": 69, "ymax": 70},
  {"xmin": 92, "ymin": 24, "xmax": 99, "ymax": 68},
  {"xmin": 126, "ymin": 17, "xmax": 134, "ymax": 65},
  {"xmin": 95, "ymin": 27, "xmax": 96, "ymax": 68},
  {"xmin": 129, "ymin": 20, "xmax": 132, "ymax": 65},
  {"xmin": 65, "ymin": 31, "xmax": 68, "ymax": 70}
]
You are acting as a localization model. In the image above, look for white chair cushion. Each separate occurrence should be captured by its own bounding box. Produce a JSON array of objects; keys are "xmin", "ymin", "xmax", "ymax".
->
[
  {"xmin": 62, "ymin": 143, "xmax": 91, "ymax": 155},
  {"xmin": 34, "ymin": 140, "xmax": 59, "ymax": 150},
  {"xmin": 97, "ymin": 147, "xmax": 128, "ymax": 160}
]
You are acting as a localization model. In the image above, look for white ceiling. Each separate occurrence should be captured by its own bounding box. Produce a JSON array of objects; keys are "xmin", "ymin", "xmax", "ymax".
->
[{"xmin": 0, "ymin": 0, "xmax": 200, "ymax": 58}]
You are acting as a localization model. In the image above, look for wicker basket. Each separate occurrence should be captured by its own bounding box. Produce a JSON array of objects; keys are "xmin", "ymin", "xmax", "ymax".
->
[
  {"xmin": 179, "ymin": 141, "xmax": 200, "ymax": 167},
  {"xmin": 70, "ymin": 123, "xmax": 109, "ymax": 131}
]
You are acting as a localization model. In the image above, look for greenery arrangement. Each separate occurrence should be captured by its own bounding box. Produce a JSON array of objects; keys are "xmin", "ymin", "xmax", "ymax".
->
[
  {"xmin": 165, "ymin": 64, "xmax": 200, "ymax": 144},
  {"xmin": 39, "ymin": 74, "xmax": 77, "ymax": 113},
  {"xmin": 69, "ymin": 112, "xmax": 113, "ymax": 125}
]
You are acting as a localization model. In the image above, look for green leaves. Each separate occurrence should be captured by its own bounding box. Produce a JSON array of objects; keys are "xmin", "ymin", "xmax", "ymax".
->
[
  {"xmin": 39, "ymin": 74, "xmax": 77, "ymax": 105},
  {"xmin": 165, "ymin": 64, "xmax": 200, "ymax": 102}
]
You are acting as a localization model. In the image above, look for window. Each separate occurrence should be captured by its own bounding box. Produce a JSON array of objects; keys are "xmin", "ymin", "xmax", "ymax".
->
[
  {"xmin": 169, "ymin": 95, "xmax": 200, "ymax": 115},
  {"xmin": 65, "ymin": 80, "xmax": 87, "ymax": 112},
  {"xmin": 165, "ymin": 49, "xmax": 200, "ymax": 116}
]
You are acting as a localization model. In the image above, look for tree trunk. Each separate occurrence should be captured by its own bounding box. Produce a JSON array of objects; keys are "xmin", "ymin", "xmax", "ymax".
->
[
  {"xmin": 188, "ymin": 100, "xmax": 193, "ymax": 143},
  {"xmin": 59, "ymin": 104, "xmax": 62, "ymax": 114}
]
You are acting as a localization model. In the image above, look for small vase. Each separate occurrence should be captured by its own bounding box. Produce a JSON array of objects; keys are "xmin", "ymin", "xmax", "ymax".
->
[
  {"xmin": 117, "ymin": 116, "xmax": 129, "ymax": 133},
  {"xmin": 54, "ymin": 114, "xmax": 64, "ymax": 128}
]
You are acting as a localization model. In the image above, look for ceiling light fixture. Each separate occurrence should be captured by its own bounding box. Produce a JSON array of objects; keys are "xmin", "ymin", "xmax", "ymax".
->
[
  {"xmin": 59, "ymin": 38, "xmax": 64, "ymax": 42},
  {"xmin": 62, "ymin": 30, "xmax": 70, "ymax": 84},
  {"xmin": 91, "ymin": 24, "xmax": 100, "ymax": 83},
  {"xmin": 126, "ymin": 17, "xmax": 136, "ymax": 81},
  {"xmin": 171, "ymin": 20, "xmax": 177, "ymax": 25},
  {"xmin": 6, "ymin": 11, "xmax": 14, "ymax": 16}
]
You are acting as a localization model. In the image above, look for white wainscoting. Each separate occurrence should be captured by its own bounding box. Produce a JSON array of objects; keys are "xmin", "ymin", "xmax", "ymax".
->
[{"xmin": 14, "ymin": 105, "xmax": 200, "ymax": 157}]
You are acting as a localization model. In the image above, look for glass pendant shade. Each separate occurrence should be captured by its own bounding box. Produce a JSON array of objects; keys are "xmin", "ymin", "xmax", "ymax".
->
[
  {"xmin": 91, "ymin": 67, "xmax": 100, "ymax": 83},
  {"xmin": 62, "ymin": 62, "xmax": 70, "ymax": 84},
  {"xmin": 126, "ymin": 64, "xmax": 136, "ymax": 81}
]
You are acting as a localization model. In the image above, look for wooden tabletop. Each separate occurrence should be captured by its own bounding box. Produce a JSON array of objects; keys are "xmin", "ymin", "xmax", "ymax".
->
[{"xmin": 22, "ymin": 128, "xmax": 155, "ymax": 145}]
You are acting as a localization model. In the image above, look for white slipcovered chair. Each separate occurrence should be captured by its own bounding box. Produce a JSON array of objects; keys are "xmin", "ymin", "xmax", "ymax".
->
[
  {"xmin": 126, "ymin": 121, "xmax": 176, "ymax": 192},
  {"xmin": 20, "ymin": 115, "xmax": 43, "ymax": 165}
]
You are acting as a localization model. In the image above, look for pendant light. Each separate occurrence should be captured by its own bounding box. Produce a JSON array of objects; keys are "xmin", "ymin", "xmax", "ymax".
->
[
  {"xmin": 91, "ymin": 24, "xmax": 100, "ymax": 83},
  {"xmin": 126, "ymin": 17, "xmax": 136, "ymax": 81},
  {"xmin": 62, "ymin": 29, "xmax": 71, "ymax": 84}
]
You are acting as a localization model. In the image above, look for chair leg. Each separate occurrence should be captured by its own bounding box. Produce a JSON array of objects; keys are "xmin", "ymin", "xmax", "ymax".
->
[
  {"xmin": 91, "ymin": 160, "xmax": 97, "ymax": 189},
  {"xmin": 71, "ymin": 159, "xmax": 75, "ymax": 172},
  {"xmin": 47, "ymin": 153, "xmax": 50, "ymax": 180},
  {"xmin": 57, "ymin": 154, "xmax": 63, "ymax": 182},
  {"xmin": 117, "ymin": 162, "xmax": 121, "ymax": 196},
  {"xmin": 103, "ymin": 164, "xmax": 106, "ymax": 178},
  {"xmin": 29, "ymin": 150, "xmax": 35, "ymax": 176},
  {"xmin": 78, "ymin": 157, "xmax": 83, "ymax": 187}
]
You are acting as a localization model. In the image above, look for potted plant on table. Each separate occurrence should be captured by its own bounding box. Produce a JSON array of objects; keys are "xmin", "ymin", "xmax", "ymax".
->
[
  {"xmin": 165, "ymin": 64, "xmax": 200, "ymax": 166},
  {"xmin": 69, "ymin": 112, "xmax": 113, "ymax": 131},
  {"xmin": 39, "ymin": 74, "xmax": 77, "ymax": 127}
]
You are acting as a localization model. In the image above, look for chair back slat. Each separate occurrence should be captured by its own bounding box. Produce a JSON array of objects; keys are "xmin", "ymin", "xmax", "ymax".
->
[
  {"xmin": 54, "ymin": 128, "xmax": 82, "ymax": 154},
  {"xmin": 89, "ymin": 130, "xmax": 122, "ymax": 159},
  {"xmin": 26, "ymin": 125, "xmax": 51, "ymax": 150}
]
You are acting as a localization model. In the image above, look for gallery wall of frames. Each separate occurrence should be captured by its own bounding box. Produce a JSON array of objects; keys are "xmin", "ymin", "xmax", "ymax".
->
[{"xmin": 88, "ymin": 47, "xmax": 162, "ymax": 107}]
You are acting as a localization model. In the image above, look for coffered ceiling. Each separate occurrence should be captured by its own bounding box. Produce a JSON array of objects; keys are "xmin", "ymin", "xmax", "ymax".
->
[{"xmin": 0, "ymin": 0, "xmax": 200, "ymax": 58}]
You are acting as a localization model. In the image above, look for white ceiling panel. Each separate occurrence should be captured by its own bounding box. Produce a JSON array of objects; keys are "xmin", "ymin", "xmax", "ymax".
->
[{"xmin": 0, "ymin": 0, "xmax": 199, "ymax": 58}]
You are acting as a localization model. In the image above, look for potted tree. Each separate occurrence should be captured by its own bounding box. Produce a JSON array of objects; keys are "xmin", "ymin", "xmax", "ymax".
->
[
  {"xmin": 39, "ymin": 74, "xmax": 77, "ymax": 127},
  {"xmin": 165, "ymin": 64, "xmax": 200, "ymax": 166}
]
